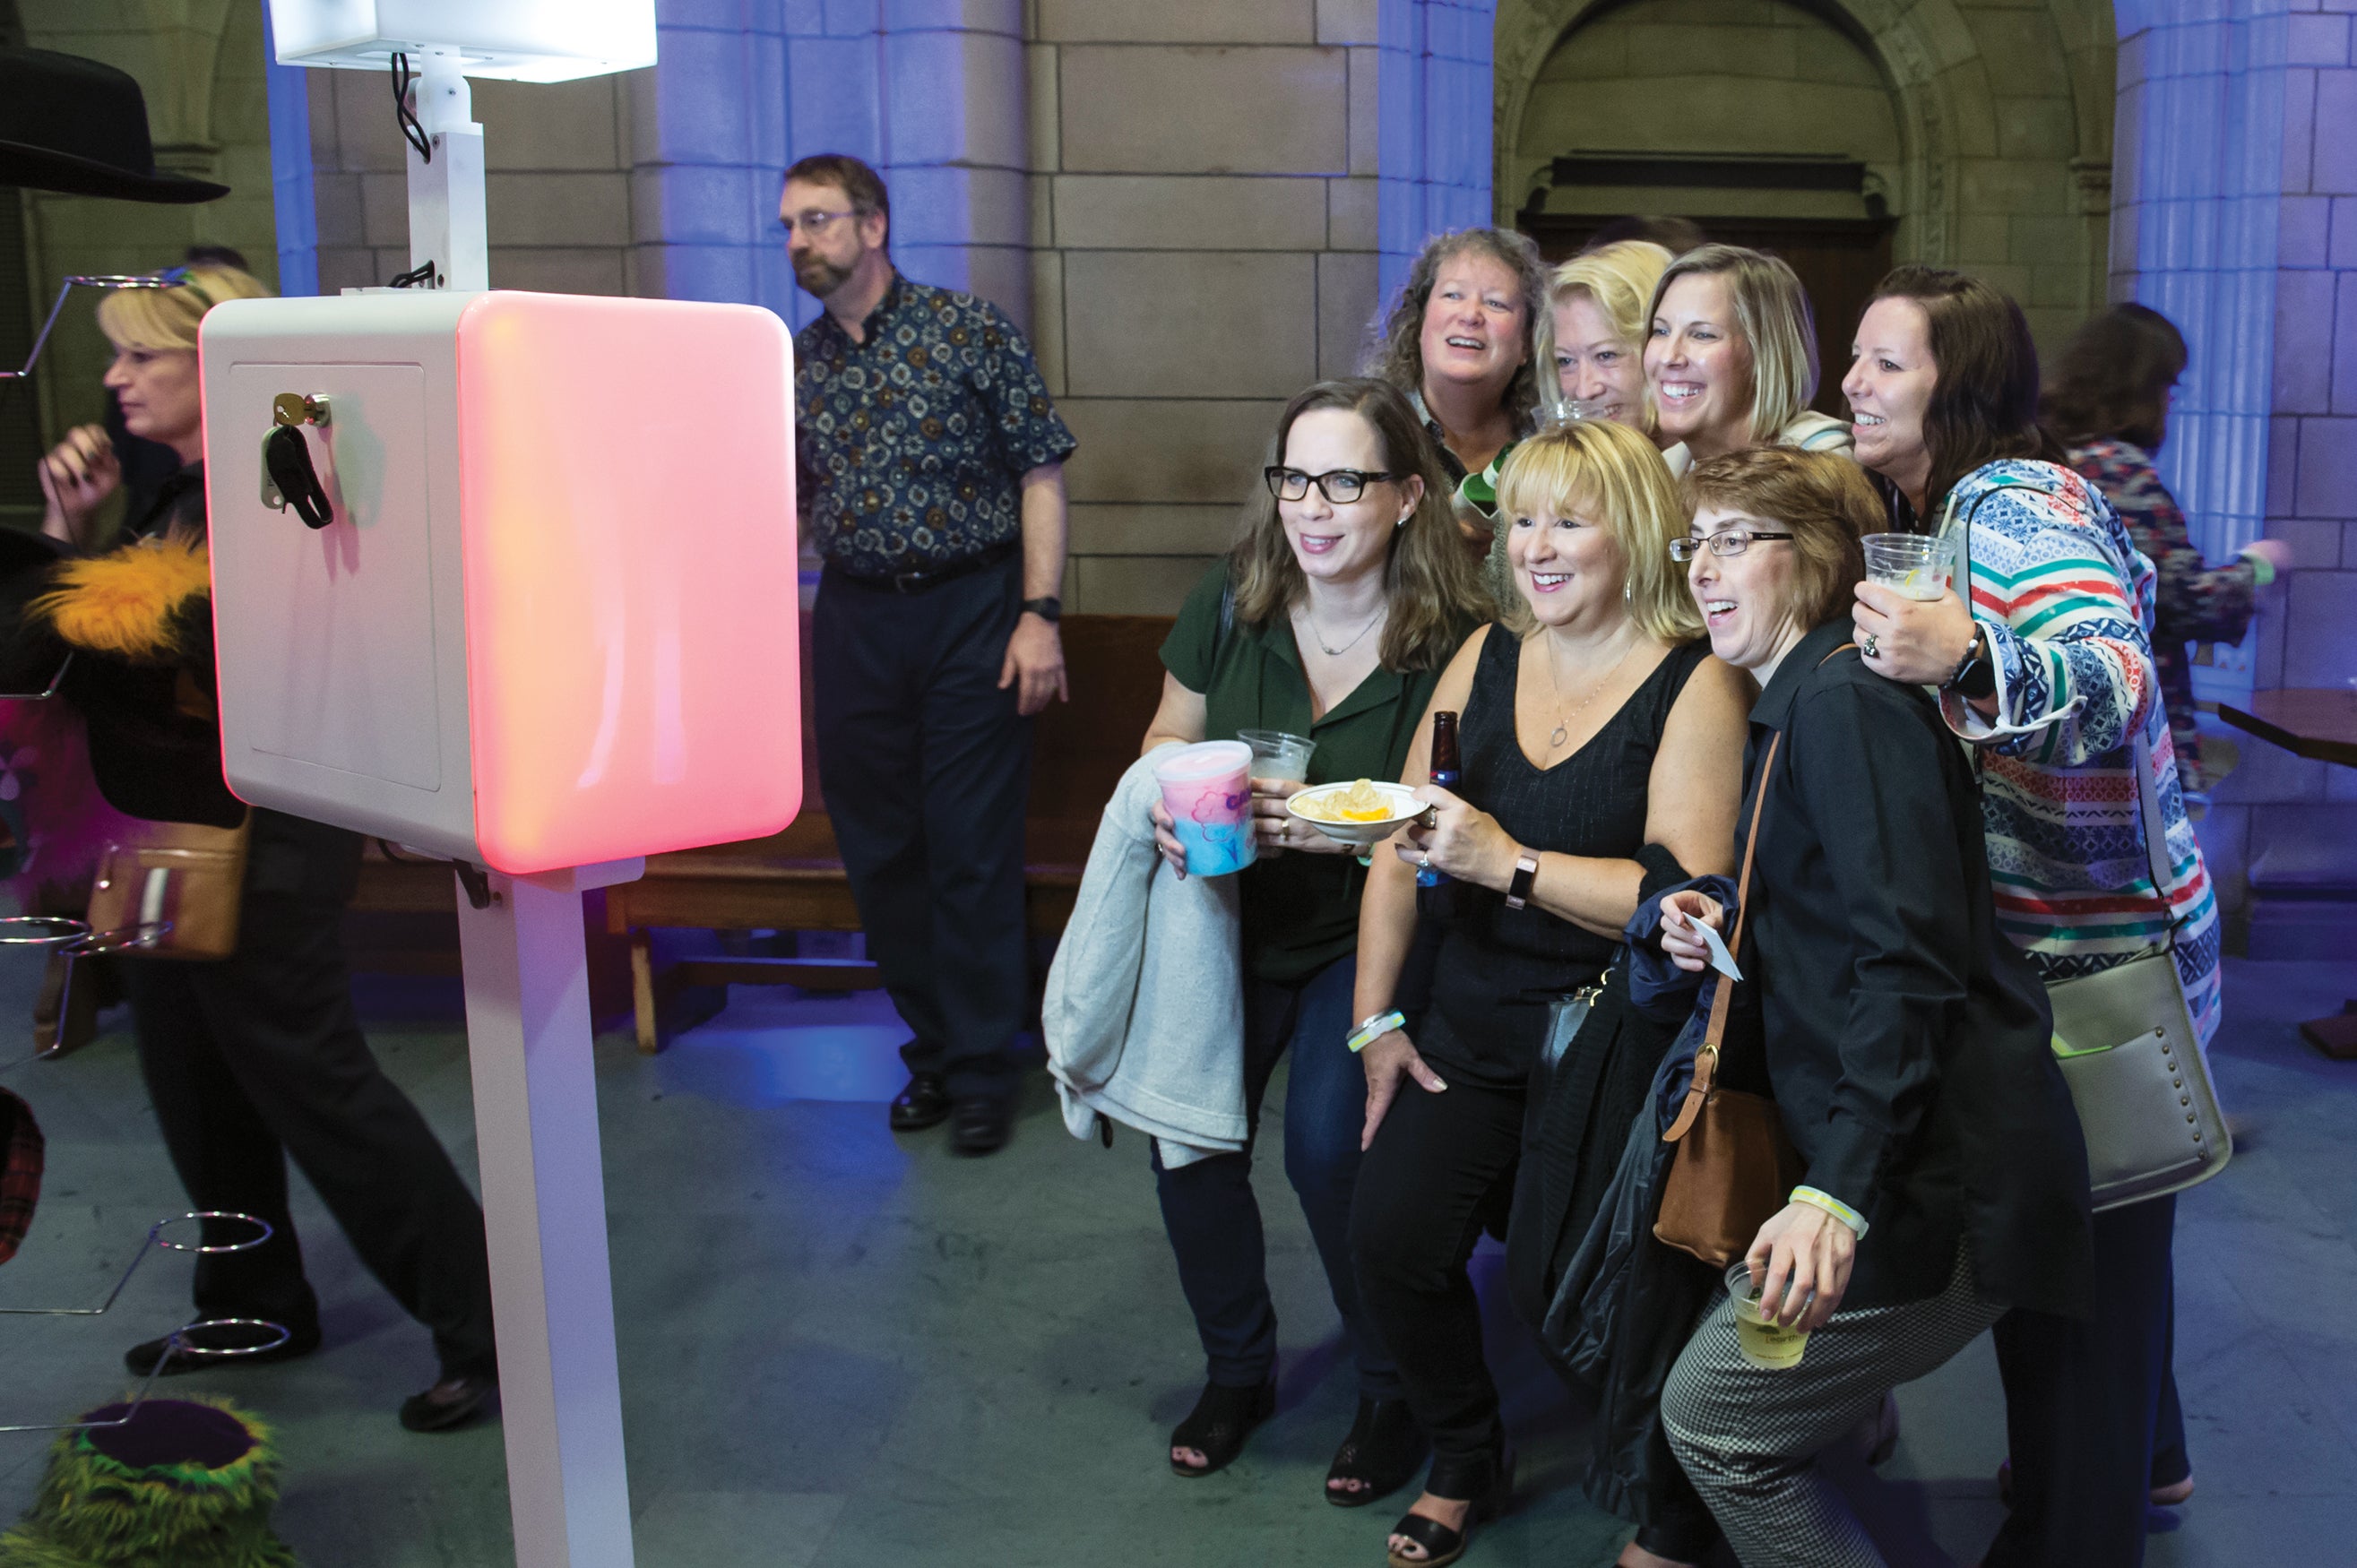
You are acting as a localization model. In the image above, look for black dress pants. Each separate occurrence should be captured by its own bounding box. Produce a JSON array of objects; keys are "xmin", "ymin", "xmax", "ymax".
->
[
  {"xmin": 124, "ymin": 818, "xmax": 496, "ymax": 1376},
  {"xmin": 1351, "ymin": 1073, "xmax": 1525, "ymax": 1471},
  {"xmin": 812, "ymin": 557, "xmax": 1032, "ymax": 1103},
  {"xmin": 1985, "ymin": 1192, "xmax": 2180, "ymax": 1568}
]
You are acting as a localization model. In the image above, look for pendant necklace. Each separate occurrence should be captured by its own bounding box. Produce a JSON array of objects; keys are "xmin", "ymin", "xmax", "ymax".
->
[
  {"xmin": 1546, "ymin": 634, "xmax": 1636, "ymax": 750},
  {"xmin": 1300, "ymin": 600, "xmax": 1386, "ymax": 658}
]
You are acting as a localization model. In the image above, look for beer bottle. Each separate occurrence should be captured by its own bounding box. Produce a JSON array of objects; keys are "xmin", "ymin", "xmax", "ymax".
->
[{"xmin": 1416, "ymin": 711, "xmax": 1472, "ymax": 918}]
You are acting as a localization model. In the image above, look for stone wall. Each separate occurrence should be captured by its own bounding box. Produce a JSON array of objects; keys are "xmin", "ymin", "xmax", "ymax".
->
[{"xmin": 1027, "ymin": 0, "xmax": 1386, "ymax": 612}]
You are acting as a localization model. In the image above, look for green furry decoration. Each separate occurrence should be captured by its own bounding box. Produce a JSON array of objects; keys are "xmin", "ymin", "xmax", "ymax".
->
[{"xmin": 0, "ymin": 1395, "xmax": 296, "ymax": 1568}]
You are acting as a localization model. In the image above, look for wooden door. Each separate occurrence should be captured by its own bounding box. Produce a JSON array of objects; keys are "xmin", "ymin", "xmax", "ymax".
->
[{"xmin": 1520, "ymin": 213, "xmax": 1895, "ymax": 418}]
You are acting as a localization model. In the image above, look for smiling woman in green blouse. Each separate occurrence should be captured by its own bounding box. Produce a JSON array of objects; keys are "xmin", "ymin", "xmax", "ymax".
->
[{"xmin": 1135, "ymin": 378, "xmax": 1489, "ymax": 1507}]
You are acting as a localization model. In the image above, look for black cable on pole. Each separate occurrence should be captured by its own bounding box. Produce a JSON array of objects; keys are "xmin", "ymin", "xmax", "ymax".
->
[{"xmin": 391, "ymin": 53, "xmax": 432, "ymax": 163}]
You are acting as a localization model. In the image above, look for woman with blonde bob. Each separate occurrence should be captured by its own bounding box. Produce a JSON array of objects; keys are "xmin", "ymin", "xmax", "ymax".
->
[
  {"xmin": 1644, "ymin": 244, "xmax": 1852, "ymax": 475},
  {"xmin": 1347, "ymin": 419, "xmax": 1748, "ymax": 1567},
  {"xmin": 38, "ymin": 264, "xmax": 272, "ymax": 547},
  {"xmin": 1140, "ymin": 378, "xmax": 1488, "ymax": 1503},
  {"xmin": 17, "ymin": 264, "xmax": 505, "ymax": 1433}
]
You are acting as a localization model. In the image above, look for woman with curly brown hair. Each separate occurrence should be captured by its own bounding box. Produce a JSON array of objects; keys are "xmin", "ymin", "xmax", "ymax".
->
[{"xmin": 1370, "ymin": 228, "xmax": 1554, "ymax": 503}]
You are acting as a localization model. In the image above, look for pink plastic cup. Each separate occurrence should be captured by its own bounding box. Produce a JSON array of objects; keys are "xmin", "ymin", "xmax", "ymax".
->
[{"xmin": 1153, "ymin": 741, "xmax": 1257, "ymax": 876}]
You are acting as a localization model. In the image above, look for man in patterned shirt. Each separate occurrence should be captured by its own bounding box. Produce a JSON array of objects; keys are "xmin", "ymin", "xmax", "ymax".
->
[{"xmin": 784, "ymin": 153, "xmax": 1076, "ymax": 1156}]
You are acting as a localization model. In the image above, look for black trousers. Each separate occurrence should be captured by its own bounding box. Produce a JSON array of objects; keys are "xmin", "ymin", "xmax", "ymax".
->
[
  {"xmin": 124, "ymin": 818, "xmax": 496, "ymax": 1376},
  {"xmin": 1985, "ymin": 1193, "xmax": 2181, "ymax": 1568},
  {"xmin": 1351, "ymin": 1073, "xmax": 1524, "ymax": 1472},
  {"xmin": 812, "ymin": 557, "xmax": 1032, "ymax": 1102}
]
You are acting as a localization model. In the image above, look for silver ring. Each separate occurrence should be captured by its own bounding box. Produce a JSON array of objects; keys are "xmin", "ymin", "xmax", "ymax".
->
[
  {"xmin": 1861, "ymin": 631, "xmax": 1881, "ymax": 660},
  {"xmin": 1416, "ymin": 850, "xmax": 1430, "ymax": 867}
]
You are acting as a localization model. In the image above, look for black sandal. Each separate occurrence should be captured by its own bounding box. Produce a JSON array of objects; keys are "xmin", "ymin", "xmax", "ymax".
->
[
  {"xmin": 1169, "ymin": 1378, "xmax": 1275, "ymax": 1478},
  {"xmin": 1385, "ymin": 1448, "xmax": 1514, "ymax": 1567},
  {"xmin": 1327, "ymin": 1397, "xmax": 1426, "ymax": 1507}
]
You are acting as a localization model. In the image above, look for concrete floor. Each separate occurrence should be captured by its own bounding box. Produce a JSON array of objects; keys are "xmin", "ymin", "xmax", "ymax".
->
[{"xmin": 2, "ymin": 956, "xmax": 2353, "ymax": 1566}]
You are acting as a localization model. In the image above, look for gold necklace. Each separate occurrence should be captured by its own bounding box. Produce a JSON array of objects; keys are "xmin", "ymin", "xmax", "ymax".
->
[
  {"xmin": 1299, "ymin": 600, "xmax": 1386, "ymax": 658},
  {"xmin": 1545, "ymin": 635, "xmax": 1636, "ymax": 750}
]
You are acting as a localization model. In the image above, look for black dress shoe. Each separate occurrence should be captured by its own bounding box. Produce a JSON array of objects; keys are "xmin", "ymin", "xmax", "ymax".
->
[
  {"xmin": 124, "ymin": 1320, "xmax": 322, "ymax": 1377},
  {"xmin": 400, "ymin": 1369, "xmax": 499, "ymax": 1433},
  {"xmin": 949, "ymin": 1095, "xmax": 1011, "ymax": 1156},
  {"xmin": 890, "ymin": 1071, "xmax": 952, "ymax": 1132}
]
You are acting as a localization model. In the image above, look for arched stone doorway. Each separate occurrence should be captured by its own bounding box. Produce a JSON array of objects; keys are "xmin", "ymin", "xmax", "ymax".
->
[{"xmin": 1493, "ymin": 0, "xmax": 2117, "ymax": 357}]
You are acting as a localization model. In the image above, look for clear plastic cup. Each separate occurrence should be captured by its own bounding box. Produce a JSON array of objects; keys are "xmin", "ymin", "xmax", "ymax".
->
[
  {"xmin": 1861, "ymin": 533, "xmax": 1958, "ymax": 601},
  {"xmin": 1237, "ymin": 728, "xmax": 1317, "ymax": 784},
  {"xmin": 1153, "ymin": 741, "xmax": 1257, "ymax": 876},
  {"xmin": 1726, "ymin": 1261, "xmax": 1812, "ymax": 1371}
]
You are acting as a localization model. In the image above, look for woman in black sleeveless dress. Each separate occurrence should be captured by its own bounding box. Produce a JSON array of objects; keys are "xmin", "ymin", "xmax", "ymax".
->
[{"xmin": 1346, "ymin": 421, "xmax": 1748, "ymax": 1567}]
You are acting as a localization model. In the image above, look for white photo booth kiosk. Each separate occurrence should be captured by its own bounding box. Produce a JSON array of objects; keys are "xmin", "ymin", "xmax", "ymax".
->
[{"xmin": 210, "ymin": 8, "xmax": 802, "ymax": 1564}]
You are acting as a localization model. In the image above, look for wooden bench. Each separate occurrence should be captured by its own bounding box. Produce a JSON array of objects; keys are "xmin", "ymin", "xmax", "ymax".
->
[{"xmin": 349, "ymin": 612, "xmax": 1175, "ymax": 1050}]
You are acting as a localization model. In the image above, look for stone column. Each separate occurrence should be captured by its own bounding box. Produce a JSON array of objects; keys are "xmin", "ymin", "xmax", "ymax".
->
[
  {"xmin": 1375, "ymin": 0, "xmax": 1497, "ymax": 308},
  {"xmin": 2112, "ymin": 0, "xmax": 2357, "ymax": 945},
  {"xmin": 750, "ymin": 0, "xmax": 1029, "ymax": 332}
]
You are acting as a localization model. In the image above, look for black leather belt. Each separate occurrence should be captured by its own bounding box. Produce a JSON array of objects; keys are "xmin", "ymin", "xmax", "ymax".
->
[{"xmin": 826, "ymin": 539, "xmax": 1018, "ymax": 594}]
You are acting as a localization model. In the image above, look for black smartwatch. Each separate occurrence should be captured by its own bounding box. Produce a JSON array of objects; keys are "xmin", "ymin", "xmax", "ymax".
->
[
  {"xmin": 1945, "ymin": 625, "xmax": 1998, "ymax": 700},
  {"xmin": 1020, "ymin": 596, "xmax": 1062, "ymax": 623}
]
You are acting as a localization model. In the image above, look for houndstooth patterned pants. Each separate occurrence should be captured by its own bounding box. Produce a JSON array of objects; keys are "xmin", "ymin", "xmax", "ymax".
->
[{"xmin": 1661, "ymin": 1246, "xmax": 2003, "ymax": 1568}]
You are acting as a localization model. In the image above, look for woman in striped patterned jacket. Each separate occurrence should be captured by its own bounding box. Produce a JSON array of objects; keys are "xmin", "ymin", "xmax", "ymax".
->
[{"xmin": 1842, "ymin": 266, "xmax": 2211, "ymax": 1568}]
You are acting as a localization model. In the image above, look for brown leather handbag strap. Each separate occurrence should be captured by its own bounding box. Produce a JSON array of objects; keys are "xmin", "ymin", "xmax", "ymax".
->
[{"xmin": 1664, "ymin": 727, "xmax": 1782, "ymax": 1142}]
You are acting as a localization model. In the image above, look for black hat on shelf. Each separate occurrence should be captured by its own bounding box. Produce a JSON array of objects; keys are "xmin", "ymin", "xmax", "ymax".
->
[{"xmin": 0, "ymin": 47, "xmax": 230, "ymax": 203}]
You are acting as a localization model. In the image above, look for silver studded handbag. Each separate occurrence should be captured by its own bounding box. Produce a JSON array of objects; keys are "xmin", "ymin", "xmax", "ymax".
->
[{"xmin": 2043, "ymin": 729, "xmax": 2231, "ymax": 1210}]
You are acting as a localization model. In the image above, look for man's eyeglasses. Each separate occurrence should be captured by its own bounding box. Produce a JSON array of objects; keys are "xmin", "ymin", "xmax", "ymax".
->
[
  {"xmin": 1669, "ymin": 530, "xmax": 1795, "ymax": 562},
  {"xmin": 781, "ymin": 209, "xmax": 863, "ymax": 238},
  {"xmin": 1265, "ymin": 467, "xmax": 1400, "ymax": 504}
]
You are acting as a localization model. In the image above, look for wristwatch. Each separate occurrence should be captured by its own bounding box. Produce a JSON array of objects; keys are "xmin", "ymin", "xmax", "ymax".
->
[
  {"xmin": 1020, "ymin": 596, "xmax": 1062, "ymax": 623},
  {"xmin": 1505, "ymin": 850, "xmax": 1541, "ymax": 911},
  {"xmin": 1944, "ymin": 624, "xmax": 1997, "ymax": 700}
]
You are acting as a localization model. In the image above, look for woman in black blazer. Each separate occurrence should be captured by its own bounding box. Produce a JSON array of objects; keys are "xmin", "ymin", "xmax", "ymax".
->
[{"xmin": 1650, "ymin": 447, "xmax": 2092, "ymax": 1568}]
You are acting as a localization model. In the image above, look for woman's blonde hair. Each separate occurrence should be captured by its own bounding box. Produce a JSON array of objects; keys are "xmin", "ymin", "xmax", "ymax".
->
[
  {"xmin": 1646, "ymin": 244, "xmax": 1819, "ymax": 447},
  {"xmin": 1230, "ymin": 379, "xmax": 1490, "ymax": 672},
  {"xmin": 1491, "ymin": 418, "xmax": 1699, "ymax": 642},
  {"xmin": 97, "ymin": 264, "xmax": 271, "ymax": 352},
  {"xmin": 1682, "ymin": 446, "xmax": 1876, "ymax": 633},
  {"xmin": 1551, "ymin": 239, "xmax": 1673, "ymax": 431}
]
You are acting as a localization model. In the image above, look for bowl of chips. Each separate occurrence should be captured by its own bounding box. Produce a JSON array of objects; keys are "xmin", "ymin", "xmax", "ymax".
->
[{"xmin": 1286, "ymin": 778, "xmax": 1426, "ymax": 846}]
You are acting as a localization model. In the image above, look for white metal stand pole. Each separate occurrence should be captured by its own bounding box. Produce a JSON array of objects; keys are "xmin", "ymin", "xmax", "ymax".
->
[
  {"xmin": 404, "ymin": 50, "xmax": 488, "ymax": 291},
  {"xmin": 455, "ymin": 861, "xmax": 644, "ymax": 1568}
]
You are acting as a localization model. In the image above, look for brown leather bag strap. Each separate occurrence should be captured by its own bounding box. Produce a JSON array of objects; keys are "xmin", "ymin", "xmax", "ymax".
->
[{"xmin": 1664, "ymin": 727, "xmax": 1783, "ymax": 1142}]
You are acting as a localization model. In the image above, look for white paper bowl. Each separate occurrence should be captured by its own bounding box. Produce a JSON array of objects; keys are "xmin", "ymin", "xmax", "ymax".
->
[{"xmin": 1286, "ymin": 781, "xmax": 1425, "ymax": 847}]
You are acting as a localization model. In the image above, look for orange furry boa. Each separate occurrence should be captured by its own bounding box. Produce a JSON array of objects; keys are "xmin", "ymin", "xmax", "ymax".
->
[{"xmin": 29, "ymin": 536, "xmax": 212, "ymax": 659}]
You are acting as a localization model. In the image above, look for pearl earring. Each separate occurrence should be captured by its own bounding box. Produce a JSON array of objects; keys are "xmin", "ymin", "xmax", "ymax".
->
[{"xmin": 1624, "ymin": 579, "xmax": 1633, "ymax": 605}]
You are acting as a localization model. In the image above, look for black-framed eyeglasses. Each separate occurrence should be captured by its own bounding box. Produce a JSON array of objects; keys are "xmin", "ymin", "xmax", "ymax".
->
[
  {"xmin": 1669, "ymin": 530, "xmax": 1795, "ymax": 562},
  {"xmin": 1264, "ymin": 467, "xmax": 1400, "ymax": 504}
]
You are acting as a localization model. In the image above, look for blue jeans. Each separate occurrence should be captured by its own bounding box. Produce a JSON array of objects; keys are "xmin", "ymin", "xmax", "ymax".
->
[{"xmin": 1153, "ymin": 955, "xmax": 1400, "ymax": 1398}]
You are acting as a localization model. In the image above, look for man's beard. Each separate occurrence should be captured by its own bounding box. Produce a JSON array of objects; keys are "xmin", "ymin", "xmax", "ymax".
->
[{"xmin": 792, "ymin": 253, "xmax": 852, "ymax": 298}]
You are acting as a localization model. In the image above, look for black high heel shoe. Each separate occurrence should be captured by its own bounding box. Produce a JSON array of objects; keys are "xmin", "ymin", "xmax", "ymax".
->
[
  {"xmin": 1168, "ymin": 1378, "xmax": 1275, "ymax": 1478},
  {"xmin": 1327, "ymin": 1397, "xmax": 1426, "ymax": 1507},
  {"xmin": 1385, "ymin": 1447, "xmax": 1514, "ymax": 1567}
]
